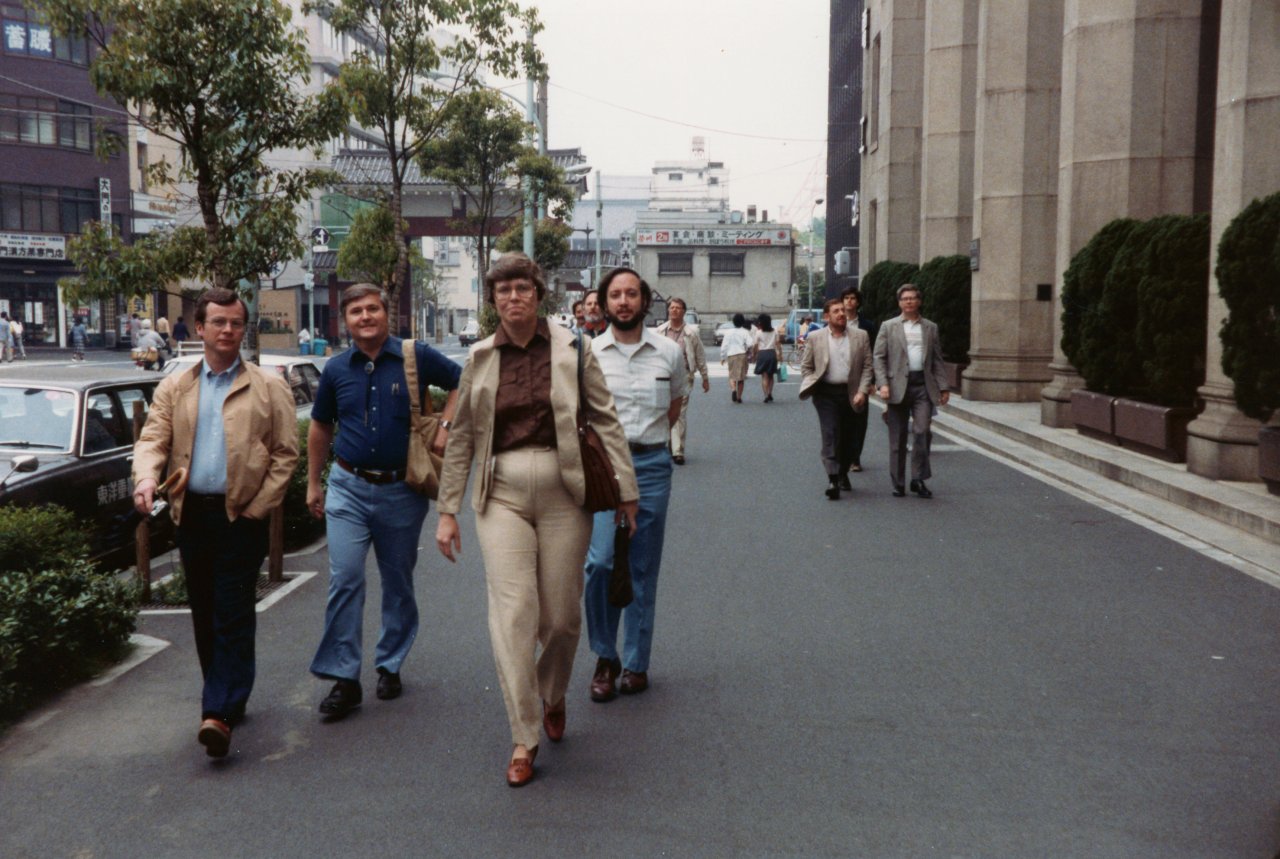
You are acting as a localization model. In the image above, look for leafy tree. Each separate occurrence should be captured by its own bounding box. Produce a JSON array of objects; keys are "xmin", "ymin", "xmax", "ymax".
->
[
  {"xmin": 496, "ymin": 217, "xmax": 572, "ymax": 275},
  {"xmin": 421, "ymin": 88, "xmax": 573, "ymax": 290},
  {"xmin": 1217, "ymin": 191, "xmax": 1280, "ymax": 421},
  {"xmin": 336, "ymin": 205, "xmax": 403, "ymax": 289},
  {"xmin": 40, "ymin": 0, "xmax": 347, "ymax": 301},
  {"xmin": 306, "ymin": 0, "xmax": 540, "ymax": 329},
  {"xmin": 792, "ymin": 263, "xmax": 826, "ymax": 308}
]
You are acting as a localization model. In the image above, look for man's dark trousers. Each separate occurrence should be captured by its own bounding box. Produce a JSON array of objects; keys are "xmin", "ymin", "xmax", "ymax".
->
[
  {"xmin": 885, "ymin": 371, "xmax": 934, "ymax": 490},
  {"xmin": 811, "ymin": 381, "xmax": 857, "ymax": 477},
  {"xmin": 177, "ymin": 493, "xmax": 269, "ymax": 723}
]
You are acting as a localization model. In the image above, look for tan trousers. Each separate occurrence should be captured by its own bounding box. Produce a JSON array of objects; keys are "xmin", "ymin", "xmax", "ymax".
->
[
  {"xmin": 669, "ymin": 373, "xmax": 695, "ymax": 456},
  {"xmin": 475, "ymin": 447, "xmax": 592, "ymax": 749}
]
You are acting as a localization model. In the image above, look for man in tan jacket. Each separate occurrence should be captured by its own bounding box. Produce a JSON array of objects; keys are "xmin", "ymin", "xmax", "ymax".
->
[
  {"xmin": 133, "ymin": 288, "xmax": 298, "ymax": 759},
  {"xmin": 799, "ymin": 297, "xmax": 874, "ymax": 500},
  {"xmin": 654, "ymin": 297, "xmax": 709, "ymax": 464}
]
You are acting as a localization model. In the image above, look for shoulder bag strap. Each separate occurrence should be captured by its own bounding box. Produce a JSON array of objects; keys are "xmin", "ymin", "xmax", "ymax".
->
[{"xmin": 401, "ymin": 340, "xmax": 435, "ymax": 417}]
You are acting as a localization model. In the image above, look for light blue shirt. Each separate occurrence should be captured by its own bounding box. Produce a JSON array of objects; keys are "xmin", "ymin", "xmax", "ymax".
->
[{"xmin": 187, "ymin": 358, "xmax": 241, "ymax": 494}]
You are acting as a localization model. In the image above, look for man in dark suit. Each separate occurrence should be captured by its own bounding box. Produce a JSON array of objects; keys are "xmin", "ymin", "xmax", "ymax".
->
[
  {"xmin": 872, "ymin": 283, "xmax": 950, "ymax": 498},
  {"xmin": 799, "ymin": 297, "xmax": 874, "ymax": 500},
  {"xmin": 841, "ymin": 286, "xmax": 878, "ymax": 471}
]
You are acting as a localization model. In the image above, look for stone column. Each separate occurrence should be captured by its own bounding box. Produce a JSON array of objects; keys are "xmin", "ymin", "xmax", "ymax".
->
[
  {"xmin": 1040, "ymin": 0, "xmax": 1207, "ymax": 426},
  {"xmin": 962, "ymin": 0, "xmax": 1062, "ymax": 402},
  {"xmin": 919, "ymin": 0, "xmax": 978, "ymax": 261},
  {"xmin": 1186, "ymin": 0, "xmax": 1279, "ymax": 480}
]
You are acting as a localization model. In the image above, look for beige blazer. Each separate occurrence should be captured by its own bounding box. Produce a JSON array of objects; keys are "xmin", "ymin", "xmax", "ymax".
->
[
  {"xmin": 797, "ymin": 326, "xmax": 874, "ymax": 411},
  {"xmin": 654, "ymin": 320, "xmax": 709, "ymax": 382},
  {"xmin": 132, "ymin": 360, "xmax": 299, "ymax": 524},
  {"xmin": 437, "ymin": 322, "xmax": 639, "ymax": 515},
  {"xmin": 872, "ymin": 315, "xmax": 949, "ymax": 405}
]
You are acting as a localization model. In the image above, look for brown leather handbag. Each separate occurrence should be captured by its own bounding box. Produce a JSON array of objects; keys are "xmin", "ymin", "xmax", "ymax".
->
[
  {"xmin": 401, "ymin": 340, "xmax": 443, "ymax": 499},
  {"xmin": 576, "ymin": 335, "xmax": 622, "ymax": 513}
]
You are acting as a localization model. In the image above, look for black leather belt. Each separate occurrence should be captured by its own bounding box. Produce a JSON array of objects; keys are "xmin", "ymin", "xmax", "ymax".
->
[
  {"xmin": 908, "ymin": 370, "xmax": 926, "ymax": 383},
  {"xmin": 184, "ymin": 492, "xmax": 226, "ymax": 508},
  {"xmin": 628, "ymin": 441, "xmax": 668, "ymax": 454},
  {"xmin": 336, "ymin": 456, "xmax": 406, "ymax": 485}
]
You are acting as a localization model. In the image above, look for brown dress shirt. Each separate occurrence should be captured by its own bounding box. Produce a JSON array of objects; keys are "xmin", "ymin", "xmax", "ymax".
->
[{"xmin": 492, "ymin": 319, "xmax": 557, "ymax": 453}]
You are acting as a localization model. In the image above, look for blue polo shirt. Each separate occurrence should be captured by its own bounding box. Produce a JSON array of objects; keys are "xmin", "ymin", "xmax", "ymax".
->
[{"xmin": 311, "ymin": 336, "xmax": 461, "ymax": 471}]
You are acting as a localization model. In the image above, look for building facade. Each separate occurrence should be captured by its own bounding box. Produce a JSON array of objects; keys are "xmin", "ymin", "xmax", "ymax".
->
[{"xmin": 857, "ymin": 0, "xmax": 1277, "ymax": 480}]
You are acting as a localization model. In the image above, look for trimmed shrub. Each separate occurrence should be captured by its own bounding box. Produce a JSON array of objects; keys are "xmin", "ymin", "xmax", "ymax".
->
[
  {"xmin": 915, "ymin": 254, "xmax": 972, "ymax": 363},
  {"xmin": 0, "ymin": 559, "xmax": 137, "ymax": 721},
  {"xmin": 1133, "ymin": 213, "xmax": 1210, "ymax": 406},
  {"xmin": 1217, "ymin": 191, "xmax": 1280, "ymax": 421},
  {"xmin": 0, "ymin": 504, "xmax": 91, "ymax": 574},
  {"xmin": 1061, "ymin": 218, "xmax": 1140, "ymax": 372},
  {"xmin": 859, "ymin": 260, "xmax": 919, "ymax": 325}
]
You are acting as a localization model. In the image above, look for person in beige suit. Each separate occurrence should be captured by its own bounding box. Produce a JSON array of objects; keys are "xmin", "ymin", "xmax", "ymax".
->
[
  {"xmin": 132, "ymin": 287, "xmax": 298, "ymax": 758},
  {"xmin": 435, "ymin": 253, "xmax": 638, "ymax": 788},
  {"xmin": 654, "ymin": 297, "xmax": 710, "ymax": 464},
  {"xmin": 798, "ymin": 297, "xmax": 874, "ymax": 500},
  {"xmin": 873, "ymin": 283, "xmax": 950, "ymax": 498}
]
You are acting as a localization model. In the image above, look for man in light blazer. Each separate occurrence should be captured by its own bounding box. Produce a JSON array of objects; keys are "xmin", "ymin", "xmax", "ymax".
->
[
  {"xmin": 873, "ymin": 283, "xmax": 950, "ymax": 498},
  {"xmin": 654, "ymin": 297, "xmax": 710, "ymax": 465},
  {"xmin": 799, "ymin": 297, "xmax": 874, "ymax": 500}
]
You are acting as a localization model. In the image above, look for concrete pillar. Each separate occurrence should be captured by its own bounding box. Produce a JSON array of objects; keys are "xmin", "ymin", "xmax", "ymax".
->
[
  {"xmin": 919, "ymin": 0, "xmax": 978, "ymax": 261},
  {"xmin": 962, "ymin": 0, "xmax": 1063, "ymax": 401},
  {"xmin": 1186, "ymin": 0, "xmax": 1279, "ymax": 480},
  {"xmin": 1041, "ymin": 0, "xmax": 1208, "ymax": 426}
]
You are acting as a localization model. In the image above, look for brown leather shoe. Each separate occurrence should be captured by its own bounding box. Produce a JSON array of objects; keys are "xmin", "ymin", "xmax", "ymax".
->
[
  {"xmin": 543, "ymin": 700, "xmax": 566, "ymax": 742},
  {"xmin": 619, "ymin": 669, "xmax": 648, "ymax": 695},
  {"xmin": 590, "ymin": 656, "xmax": 621, "ymax": 703},
  {"xmin": 197, "ymin": 718, "xmax": 231, "ymax": 758},
  {"xmin": 506, "ymin": 747, "xmax": 537, "ymax": 788}
]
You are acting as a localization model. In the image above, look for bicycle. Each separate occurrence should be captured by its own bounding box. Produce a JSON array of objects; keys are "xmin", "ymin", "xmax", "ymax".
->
[{"xmin": 783, "ymin": 339, "xmax": 807, "ymax": 370}]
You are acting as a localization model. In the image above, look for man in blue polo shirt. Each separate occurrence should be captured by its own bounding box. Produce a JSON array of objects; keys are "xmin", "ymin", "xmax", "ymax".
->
[{"xmin": 306, "ymin": 283, "xmax": 460, "ymax": 718}]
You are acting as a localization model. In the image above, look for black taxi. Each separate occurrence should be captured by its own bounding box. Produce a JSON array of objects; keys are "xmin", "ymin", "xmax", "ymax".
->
[{"xmin": 0, "ymin": 368, "xmax": 171, "ymax": 566}]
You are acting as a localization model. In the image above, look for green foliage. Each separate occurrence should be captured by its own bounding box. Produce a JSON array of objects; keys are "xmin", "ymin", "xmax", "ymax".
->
[
  {"xmin": 0, "ymin": 559, "xmax": 137, "ymax": 721},
  {"xmin": 792, "ymin": 264, "xmax": 826, "ymax": 308},
  {"xmin": 0, "ymin": 504, "xmax": 92, "ymax": 574},
  {"xmin": 284, "ymin": 419, "xmax": 329, "ymax": 551},
  {"xmin": 40, "ymin": 0, "xmax": 348, "ymax": 296},
  {"xmin": 478, "ymin": 303, "xmax": 500, "ymax": 339},
  {"xmin": 1216, "ymin": 191, "xmax": 1280, "ymax": 421},
  {"xmin": 337, "ymin": 205, "xmax": 405, "ymax": 290},
  {"xmin": 915, "ymin": 254, "xmax": 972, "ymax": 363},
  {"xmin": 496, "ymin": 217, "xmax": 572, "ymax": 275},
  {"xmin": 1060, "ymin": 218, "xmax": 1140, "ymax": 371},
  {"xmin": 859, "ymin": 260, "xmax": 919, "ymax": 324},
  {"xmin": 150, "ymin": 565, "xmax": 189, "ymax": 606}
]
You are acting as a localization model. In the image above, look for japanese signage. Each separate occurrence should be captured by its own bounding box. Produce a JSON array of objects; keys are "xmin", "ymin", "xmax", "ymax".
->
[
  {"xmin": 0, "ymin": 232, "xmax": 67, "ymax": 261},
  {"xmin": 635, "ymin": 227, "xmax": 792, "ymax": 247},
  {"xmin": 99, "ymin": 178, "xmax": 112, "ymax": 223},
  {"xmin": 3, "ymin": 20, "xmax": 52, "ymax": 57}
]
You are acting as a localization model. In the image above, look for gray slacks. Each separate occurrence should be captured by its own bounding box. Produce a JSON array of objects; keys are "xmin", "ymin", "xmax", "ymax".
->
[{"xmin": 886, "ymin": 377, "xmax": 934, "ymax": 488}]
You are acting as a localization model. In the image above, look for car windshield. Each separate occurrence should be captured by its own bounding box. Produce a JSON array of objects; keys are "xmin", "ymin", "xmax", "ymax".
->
[{"xmin": 0, "ymin": 387, "xmax": 77, "ymax": 452}]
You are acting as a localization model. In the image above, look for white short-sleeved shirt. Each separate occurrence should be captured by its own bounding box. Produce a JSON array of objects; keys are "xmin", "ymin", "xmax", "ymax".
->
[
  {"xmin": 591, "ymin": 327, "xmax": 690, "ymax": 445},
  {"xmin": 904, "ymin": 319, "xmax": 925, "ymax": 372}
]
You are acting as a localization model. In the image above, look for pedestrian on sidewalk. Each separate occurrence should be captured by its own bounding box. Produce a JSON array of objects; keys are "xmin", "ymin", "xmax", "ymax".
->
[
  {"xmin": 305, "ymin": 284, "xmax": 460, "ymax": 719},
  {"xmin": 584, "ymin": 267, "xmax": 687, "ymax": 704},
  {"xmin": 156, "ymin": 314, "xmax": 171, "ymax": 354},
  {"xmin": 9, "ymin": 316, "xmax": 23, "ymax": 359},
  {"xmin": 748, "ymin": 313, "xmax": 780, "ymax": 402},
  {"xmin": 873, "ymin": 283, "xmax": 950, "ymax": 498},
  {"xmin": 840, "ymin": 287, "xmax": 877, "ymax": 472},
  {"xmin": 655, "ymin": 297, "xmax": 710, "ymax": 465},
  {"xmin": 173, "ymin": 316, "xmax": 189, "ymax": 344},
  {"xmin": 131, "ymin": 288, "xmax": 299, "ymax": 759},
  {"xmin": 70, "ymin": 318, "xmax": 87, "ymax": 361},
  {"xmin": 581, "ymin": 290, "xmax": 607, "ymax": 338},
  {"xmin": 720, "ymin": 313, "xmax": 752, "ymax": 403},
  {"xmin": 0, "ymin": 313, "xmax": 12, "ymax": 362},
  {"xmin": 435, "ymin": 253, "xmax": 638, "ymax": 788},
  {"xmin": 799, "ymin": 298, "xmax": 874, "ymax": 500}
]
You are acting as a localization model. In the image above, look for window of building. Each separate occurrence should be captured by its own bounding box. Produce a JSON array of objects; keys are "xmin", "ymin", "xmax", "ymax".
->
[
  {"xmin": 866, "ymin": 199, "xmax": 878, "ymax": 268},
  {"xmin": 868, "ymin": 34, "xmax": 881, "ymax": 149},
  {"xmin": 0, "ymin": 95, "xmax": 93, "ymax": 150},
  {"xmin": 2, "ymin": 6, "xmax": 87, "ymax": 63},
  {"xmin": 58, "ymin": 101, "xmax": 91, "ymax": 150},
  {"xmin": 709, "ymin": 252, "xmax": 744, "ymax": 276},
  {"xmin": 658, "ymin": 253, "xmax": 693, "ymax": 275},
  {"xmin": 0, "ymin": 184, "xmax": 99, "ymax": 234},
  {"xmin": 667, "ymin": 173, "xmax": 683, "ymax": 181}
]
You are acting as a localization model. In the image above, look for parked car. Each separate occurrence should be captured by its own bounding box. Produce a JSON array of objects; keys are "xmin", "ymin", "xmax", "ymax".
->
[
  {"xmin": 714, "ymin": 321, "xmax": 735, "ymax": 346},
  {"xmin": 0, "ymin": 368, "xmax": 170, "ymax": 566},
  {"xmin": 458, "ymin": 319, "xmax": 481, "ymax": 347},
  {"xmin": 163, "ymin": 354, "xmax": 323, "ymax": 416}
]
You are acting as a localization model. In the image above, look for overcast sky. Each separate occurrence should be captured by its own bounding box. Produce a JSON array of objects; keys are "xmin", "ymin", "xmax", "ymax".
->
[{"xmin": 491, "ymin": 0, "xmax": 831, "ymax": 229}]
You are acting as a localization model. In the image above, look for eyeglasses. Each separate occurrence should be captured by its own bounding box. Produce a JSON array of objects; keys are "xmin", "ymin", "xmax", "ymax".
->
[
  {"xmin": 205, "ymin": 318, "xmax": 246, "ymax": 330},
  {"xmin": 494, "ymin": 283, "xmax": 536, "ymax": 299}
]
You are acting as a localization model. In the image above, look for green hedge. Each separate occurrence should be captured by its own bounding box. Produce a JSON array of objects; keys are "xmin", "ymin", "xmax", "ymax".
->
[
  {"xmin": 1217, "ymin": 191, "xmax": 1280, "ymax": 421},
  {"xmin": 860, "ymin": 260, "xmax": 919, "ymax": 325},
  {"xmin": 915, "ymin": 254, "xmax": 971, "ymax": 363},
  {"xmin": 1061, "ymin": 218, "xmax": 1140, "ymax": 373},
  {"xmin": 0, "ymin": 506, "xmax": 137, "ymax": 722}
]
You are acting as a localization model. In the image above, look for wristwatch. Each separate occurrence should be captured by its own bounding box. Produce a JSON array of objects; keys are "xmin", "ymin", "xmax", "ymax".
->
[{"xmin": 439, "ymin": 419, "xmax": 452, "ymax": 430}]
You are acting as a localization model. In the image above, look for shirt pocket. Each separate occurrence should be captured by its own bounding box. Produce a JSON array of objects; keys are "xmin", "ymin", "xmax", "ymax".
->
[{"xmin": 648, "ymin": 376, "xmax": 672, "ymax": 410}]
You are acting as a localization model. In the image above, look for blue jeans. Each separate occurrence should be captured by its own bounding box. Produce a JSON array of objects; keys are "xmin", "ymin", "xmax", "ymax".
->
[
  {"xmin": 583, "ymin": 448, "xmax": 673, "ymax": 674},
  {"xmin": 310, "ymin": 466, "xmax": 429, "ymax": 683},
  {"xmin": 177, "ymin": 498, "xmax": 268, "ymax": 722}
]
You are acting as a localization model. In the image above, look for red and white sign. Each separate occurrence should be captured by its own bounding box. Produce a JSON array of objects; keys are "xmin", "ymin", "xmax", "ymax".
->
[
  {"xmin": 635, "ymin": 227, "xmax": 792, "ymax": 247},
  {"xmin": 0, "ymin": 232, "xmax": 67, "ymax": 261}
]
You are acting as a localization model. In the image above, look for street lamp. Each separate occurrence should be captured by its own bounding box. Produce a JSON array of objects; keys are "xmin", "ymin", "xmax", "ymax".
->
[{"xmin": 807, "ymin": 197, "xmax": 824, "ymax": 306}]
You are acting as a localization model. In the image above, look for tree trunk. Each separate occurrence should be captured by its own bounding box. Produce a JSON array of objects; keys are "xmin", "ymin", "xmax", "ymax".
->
[{"xmin": 390, "ymin": 182, "xmax": 406, "ymax": 335}]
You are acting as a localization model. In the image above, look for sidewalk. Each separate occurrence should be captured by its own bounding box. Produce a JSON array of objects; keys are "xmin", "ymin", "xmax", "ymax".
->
[{"xmin": 934, "ymin": 395, "xmax": 1279, "ymax": 577}]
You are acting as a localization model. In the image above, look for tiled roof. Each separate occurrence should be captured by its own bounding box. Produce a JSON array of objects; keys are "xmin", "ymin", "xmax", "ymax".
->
[{"xmin": 331, "ymin": 148, "xmax": 452, "ymax": 188}]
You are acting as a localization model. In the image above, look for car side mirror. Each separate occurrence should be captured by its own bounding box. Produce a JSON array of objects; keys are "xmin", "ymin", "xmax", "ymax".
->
[{"xmin": 0, "ymin": 453, "xmax": 37, "ymax": 489}]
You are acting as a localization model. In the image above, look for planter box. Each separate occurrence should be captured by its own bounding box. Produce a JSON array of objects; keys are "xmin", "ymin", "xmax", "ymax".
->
[
  {"xmin": 1070, "ymin": 389, "xmax": 1117, "ymax": 443},
  {"xmin": 1113, "ymin": 398, "xmax": 1200, "ymax": 462},
  {"xmin": 942, "ymin": 361, "xmax": 968, "ymax": 392},
  {"xmin": 1259, "ymin": 426, "xmax": 1280, "ymax": 496}
]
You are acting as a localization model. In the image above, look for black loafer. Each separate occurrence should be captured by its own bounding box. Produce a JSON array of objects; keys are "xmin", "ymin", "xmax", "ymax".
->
[
  {"xmin": 376, "ymin": 669, "xmax": 402, "ymax": 700},
  {"xmin": 892, "ymin": 485, "xmax": 906, "ymax": 497},
  {"xmin": 319, "ymin": 680, "xmax": 362, "ymax": 717},
  {"xmin": 910, "ymin": 479, "xmax": 933, "ymax": 499},
  {"xmin": 838, "ymin": 475, "xmax": 852, "ymax": 491}
]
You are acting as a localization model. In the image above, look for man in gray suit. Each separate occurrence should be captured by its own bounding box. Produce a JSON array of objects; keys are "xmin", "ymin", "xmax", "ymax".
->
[
  {"xmin": 799, "ymin": 297, "xmax": 874, "ymax": 500},
  {"xmin": 872, "ymin": 283, "xmax": 950, "ymax": 498}
]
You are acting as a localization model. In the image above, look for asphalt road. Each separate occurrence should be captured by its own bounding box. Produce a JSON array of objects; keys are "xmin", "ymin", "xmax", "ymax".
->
[{"xmin": 2, "ymin": 364, "xmax": 1279, "ymax": 858}]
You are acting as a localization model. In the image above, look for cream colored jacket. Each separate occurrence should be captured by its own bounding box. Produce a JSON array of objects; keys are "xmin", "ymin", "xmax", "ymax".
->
[
  {"xmin": 437, "ymin": 322, "xmax": 639, "ymax": 515},
  {"xmin": 132, "ymin": 360, "xmax": 299, "ymax": 524}
]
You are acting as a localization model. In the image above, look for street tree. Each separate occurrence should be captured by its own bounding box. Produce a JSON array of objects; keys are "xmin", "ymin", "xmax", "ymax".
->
[
  {"xmin": 40, "ymin": 0, "xmax": 347, "ymax": 307},
  {"xmin": 306, "ymin": 0, "xmax": 541, "ymax": 329},
  {"xmin": 793, "ymin": 263, "xmax": 826, "ymax": 308},
  {"xmin": 336, "ymin": 205, "xmax": 403, "ymax": 289}
]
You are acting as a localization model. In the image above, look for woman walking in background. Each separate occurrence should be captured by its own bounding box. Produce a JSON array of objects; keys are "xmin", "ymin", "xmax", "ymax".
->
[
  {"xmin": 749, "ymin": 312, "xmax": 781, "ymax": 402},
  {"xmin": 720, "ymin": 313, "xmax": 753, "ymax": 403}
]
